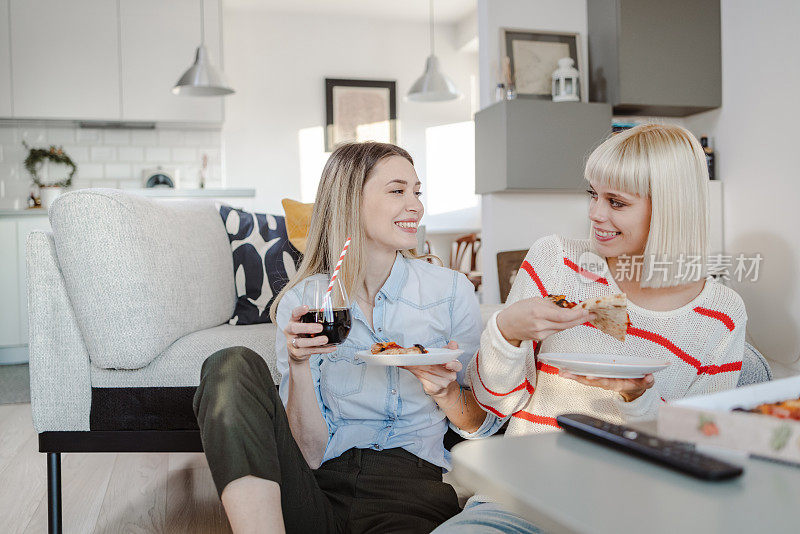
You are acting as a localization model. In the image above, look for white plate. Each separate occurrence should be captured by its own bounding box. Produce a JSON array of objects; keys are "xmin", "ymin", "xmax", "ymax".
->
[
  {"xmin": 537, "ymin": 353, "xmax": 671, "ymax": 379},
  {"xmin": 355, "ymin": 348, "xmax": 463, "ymax": 366}
]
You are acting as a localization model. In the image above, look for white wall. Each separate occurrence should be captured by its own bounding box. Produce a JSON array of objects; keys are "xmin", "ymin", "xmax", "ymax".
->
[
  {"xmin": 685, "ymin": 0, "xmax": 800, "ymax": 373},
  {"xmin": 222, "ymin": 8, "xmax": 478, "ymax": 217},
  {"xmin": 477, "ymin": 0, "xmax": 590, "ymax": 304}
]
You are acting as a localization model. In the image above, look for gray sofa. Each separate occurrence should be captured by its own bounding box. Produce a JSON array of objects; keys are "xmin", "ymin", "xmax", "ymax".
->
[
  {"xmin": 27, "ymin": 189, "xmax": 771, "ymax": 533},
  {"xmin": 27, "ymin": 189, "xmax": 281, "ymax": 533}
]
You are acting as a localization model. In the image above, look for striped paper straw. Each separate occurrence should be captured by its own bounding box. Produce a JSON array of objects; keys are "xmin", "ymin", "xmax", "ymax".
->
[{"xmin": 324, "ymin": 237, "xmax": 351, "ymax": 306}]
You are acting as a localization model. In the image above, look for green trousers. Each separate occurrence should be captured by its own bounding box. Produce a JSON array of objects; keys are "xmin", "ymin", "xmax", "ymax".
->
[{"xmin": 193, "ymin": 346, "xmax": 460, "ymax": 533}]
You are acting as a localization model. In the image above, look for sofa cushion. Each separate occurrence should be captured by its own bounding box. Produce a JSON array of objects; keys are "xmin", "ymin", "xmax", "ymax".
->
[
  {"xmin": 90, "ymin": 323, "xmax": 280, "ymax": 388},
  {"xmin": 88, "ymin": 323, "xmax": 279, "ymax": 431},
  {"xmin": 220, "ymin": 205, "xmax": 301, "ymax": 325},
  {"xmin": 281, "ymin": 198, "xmax": 313, "ymax": 253},
  {"xmin": 49, "ymin": 189, "xmax": 236, "ymax": 369}
]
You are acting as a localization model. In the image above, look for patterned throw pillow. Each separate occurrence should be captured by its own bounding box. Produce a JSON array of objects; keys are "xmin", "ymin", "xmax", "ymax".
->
[{"xmin": 219, "ymin": 205, "xmax": 302, "ymax": 324}]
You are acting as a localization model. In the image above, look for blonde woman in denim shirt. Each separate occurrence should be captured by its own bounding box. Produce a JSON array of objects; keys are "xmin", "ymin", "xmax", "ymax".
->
[{"xmin": 194, "ymin": 142, "xmax": 503, "ymax": 533}]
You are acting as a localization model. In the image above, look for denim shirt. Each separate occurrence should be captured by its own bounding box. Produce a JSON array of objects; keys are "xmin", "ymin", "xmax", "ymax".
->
[{"xmin": 276, "ymin": 254, "xmax": 503, "ymax": 470}]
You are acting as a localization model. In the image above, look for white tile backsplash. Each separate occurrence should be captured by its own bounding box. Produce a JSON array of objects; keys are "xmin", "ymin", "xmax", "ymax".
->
[
  {"xmin": 117, "ymin": 146, "xmax": 144, "ymax": 162},
  {"xmin": 21, "ymin": 128, "xmax": 46, "ymax": 145},
  {"xmin": 90, "ymin": 179, "xmax": 119, "ymax": 189},
  {"xmin": 0, "ymin": 125, "xmax": 223, "ymax": 209},
  {"xmin": 105, "ymin": 163, "xmax": 132, "ymax": 179},
  {"xmin": 145, "ymin": 147, "xmax": 171, "ymax": 161},
  {"xmin": 172, "ymin": 148, "xmax": 196, "ymax": 162},
  {"xmin": 91, "ymin": 146, "xmax": 116, "ymax": 162},
  {"xmin": 76, "ymin": 129, "xmax": 101, "ymax": 143},
  {"xmin": 158, "ymin": 130, "xmax": 185, "ymax": 145},
  {"xmin": 184, "ymin": 131, "xmax": 211, "ymax": 145},
  {"xmin": 103, "ymin": 130, "xmax": 131, "ymax": 145},
  {"xmin": 130, "ymin": 130, "xmax": 158, "ymax": 145},
  {"xmin": 61, "ymin": 145, "xmax": 90, "ymax": 162},
  {"xmin": 78, "ymin": 163, "xmax": 104, "ymax": 179},
  {"xmin": 0, "ymin": 128, "xmax": 16, "ymax": 144},
  {"xmin": 46, "ymin": 128, "xmax": 76, "ymax": 145}
]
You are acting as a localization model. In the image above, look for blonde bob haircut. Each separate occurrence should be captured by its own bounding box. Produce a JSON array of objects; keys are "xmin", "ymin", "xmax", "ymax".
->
[
  {"xmin": 270, "ymin": 142, "xmax": 425, "ymax": 321},
  {"xmin": 584, "ymin": 123, "xmax": 710, "ymax": 288}
]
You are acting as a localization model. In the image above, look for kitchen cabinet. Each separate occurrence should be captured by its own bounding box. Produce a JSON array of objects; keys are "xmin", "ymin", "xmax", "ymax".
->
[
  {"xmin": 4, "ymin": 0, "xmax": 223, "ymax": 124},
  {"xmin": 10, "ymin": 0, "xmax": 121, "ymax": 120},
  {"xmin": 16, "ymin": 216, "xmax": 51, "ymax": 346},
  {"xmin": 587, "ymin": 0, "xmax": 721, "ymax": 116},
  {"xmin": 0, "ymin": 212, "xmax": 50, "ymax": 364},
  {"xmin": 0, "ymin": 219, "xmax": 19, "ymax": 348},
  {"xmin": 120, "ymin": 0, "xmax": 223, "ymax": 123},
  {"xmin": 0, "ymin": 0, "xmax": 12, "ymax": 117},
  {"xmin": 475, "ymin": 100, "xmax": 612, "ymax": 193}
]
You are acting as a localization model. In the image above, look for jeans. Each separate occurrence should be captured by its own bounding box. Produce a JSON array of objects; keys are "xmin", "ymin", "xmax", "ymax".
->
[{"xmin": 431, "ymin": 499, "xmax": 543, "ymax": 534}]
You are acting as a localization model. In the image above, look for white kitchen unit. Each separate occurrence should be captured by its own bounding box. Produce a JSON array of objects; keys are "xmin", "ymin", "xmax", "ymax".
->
[
  {"xmin": 0, "ymin": 0, "xmax": 12, "ymax": 117},
  {"xmin": 9, "ymin": 0, "xmax": 121, "ymax": 120},
  {"xmin": 0, "ymin": 210, "xmax": 49, "ymax": 364},
  {"xmin": 120, "ymin": 0, "xmax": 224, "ymax": 123},
  {"xmin": 3, "ymin": 0, "xmax": 223, "ymax": 124}
]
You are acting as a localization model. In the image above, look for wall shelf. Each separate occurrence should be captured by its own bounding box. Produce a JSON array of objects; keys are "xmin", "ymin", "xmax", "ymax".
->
[{"xmin": 475, "ymin": 99, "xmax": 612, "ymax": 194}]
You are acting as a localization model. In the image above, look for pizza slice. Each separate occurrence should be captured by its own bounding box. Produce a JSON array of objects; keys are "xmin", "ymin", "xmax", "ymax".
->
[
  {"xmin": 370, "ymin": 342, "xmax": 429, "ymax": 355},
  {"xmin": 546, "ymin": 293, "xmax": 629, "ymax": 342}
]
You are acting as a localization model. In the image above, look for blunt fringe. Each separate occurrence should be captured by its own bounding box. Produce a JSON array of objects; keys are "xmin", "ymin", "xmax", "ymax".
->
[{"xmin": 585, "ymin": 123, "xmax": 710, "ymax": 288}]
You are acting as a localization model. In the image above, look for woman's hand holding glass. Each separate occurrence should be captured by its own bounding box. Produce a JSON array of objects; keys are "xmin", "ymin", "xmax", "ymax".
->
[
  {"xmin": 496, "ymin": 297, "xmax": 594, "ymax": 346},
  {"xmin": 285, "ymin": 305, "xmax": 337, "ymax": 364}
]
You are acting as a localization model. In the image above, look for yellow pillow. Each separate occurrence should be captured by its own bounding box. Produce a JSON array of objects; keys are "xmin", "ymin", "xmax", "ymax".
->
[{"xmin": 281, "ymin": 198, "xmax": 314, "ymax": 254}]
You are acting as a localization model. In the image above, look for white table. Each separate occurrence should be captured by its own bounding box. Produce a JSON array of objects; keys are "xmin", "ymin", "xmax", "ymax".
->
[{"xmin": 451, "ymin": 432, "xmax": 800, "ymax": 533}]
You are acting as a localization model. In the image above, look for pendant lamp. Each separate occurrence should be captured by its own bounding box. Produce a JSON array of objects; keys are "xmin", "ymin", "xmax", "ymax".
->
[
  {"xmin": 407, "ymin": 0, "xmax": 460, "ymax": 102},
  {"xmin": 172, "ymin": 0, "xmax": 234, "ymax": 96}
]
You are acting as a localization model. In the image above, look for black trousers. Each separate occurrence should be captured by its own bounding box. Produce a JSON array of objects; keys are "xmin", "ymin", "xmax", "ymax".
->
[{"xmin": 193, "ymin": 346, "xmax": 460, "ymax": 534}]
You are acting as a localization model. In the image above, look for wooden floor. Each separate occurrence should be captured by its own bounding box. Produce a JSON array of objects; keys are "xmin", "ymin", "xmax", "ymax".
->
[{"xmin": 0, "ymin": 403, "xmax": 232, "ymax": 533}]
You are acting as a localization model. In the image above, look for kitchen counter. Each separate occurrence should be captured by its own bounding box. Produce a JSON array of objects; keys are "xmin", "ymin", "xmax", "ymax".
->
[
  {"xmin": 0, "ymin": 209, "xmax": 49, "ymax": 217},
  {"xmin": 0, "ymin": 188, "xmax": 256, "ymax": 217},
  {"xmin": 127, "ymin": 188, "xmax": 255, "ymax": 198}
]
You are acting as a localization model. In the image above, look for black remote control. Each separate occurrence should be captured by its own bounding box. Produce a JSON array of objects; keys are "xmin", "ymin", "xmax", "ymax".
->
[{"xmin": 556, "ymin": 413, "xmax": 744, "ymax": 481}]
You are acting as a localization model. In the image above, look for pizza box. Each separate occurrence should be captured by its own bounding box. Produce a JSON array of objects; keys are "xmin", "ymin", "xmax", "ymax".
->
[{"xmin": 658, "ymin": 375, "xmax": 800, "ymax": 465}]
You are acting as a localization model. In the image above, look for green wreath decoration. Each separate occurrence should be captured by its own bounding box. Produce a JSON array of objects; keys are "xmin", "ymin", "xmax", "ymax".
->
[{"xmin": 23, "ymin": 141, "xmax": 77, "ymax": 188}]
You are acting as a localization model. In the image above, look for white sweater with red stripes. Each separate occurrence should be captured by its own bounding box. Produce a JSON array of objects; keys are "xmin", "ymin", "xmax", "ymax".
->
[{"xmin": 469, "ymin": 234, "xmax": 747, "ymax": 436}]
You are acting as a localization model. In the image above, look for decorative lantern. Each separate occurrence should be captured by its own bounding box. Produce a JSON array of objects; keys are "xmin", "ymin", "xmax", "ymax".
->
[{"xmin": 551, "ymin": 57, "xmax": 580, "ymax": 102}]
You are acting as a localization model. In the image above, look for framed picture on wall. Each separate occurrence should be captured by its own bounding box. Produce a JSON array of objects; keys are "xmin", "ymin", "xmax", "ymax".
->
[
  {"xmin": 325, "ymin": 78, "xmax": 397, "ymax": 152},
  {"xmin": 500, "ymin": 29, "xmax": 585, "ymax": 100}
]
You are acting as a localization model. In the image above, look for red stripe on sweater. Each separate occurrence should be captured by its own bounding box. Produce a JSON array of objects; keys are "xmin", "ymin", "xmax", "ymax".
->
[
  {"xmin": 627, "ymin": 326, "xmax": 703, "ymax": 370},
  {"xmin": 520, "ymin": 260, "xmax": 548, "ymax": 297},
  {"xmin": 512, "ymin": 410, "xmax": 561, "ymax": 428},
  {"xmin": 563, "ymin": 258, "xmax": 609, "ymax": 285},
  {"xmin": 697, "ymin": 361, "xmax": 743, "ymax": 375},
  {"xmin": 536, "ymin": 361, "xmax": 559, "ymax": 375},
  {"xmin": 693, "ymin": 307, "xmax": 735, "ymax": 331},
  {"xmin": 469, "ymin": 377, "xmax": 508, "ymax": 418},
  {"xmin": 474, "ymin": 353, "xmax": 535, "ymax": 397},
  {"xmin": 627, "ymin": 327, "xmax": 741, "ymax": 376}
]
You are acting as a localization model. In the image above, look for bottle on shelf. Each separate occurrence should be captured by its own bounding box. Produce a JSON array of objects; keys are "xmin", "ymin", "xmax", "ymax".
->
[
  {"xmin": 495, "ymin": 83, "xmax": 506, "ymax": 103},
  {"xmin": 505, "ymin": 83, "xmax": 517, "ymax": 100},
  {"xmin": 700, "ymin": 136, "xmax": 715, "ymax": 180}
]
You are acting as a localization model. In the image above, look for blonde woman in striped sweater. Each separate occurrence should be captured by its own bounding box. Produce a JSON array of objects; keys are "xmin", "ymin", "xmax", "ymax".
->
[{"xmin": 434, "ymin": 124, "xmax": 747, "ymax": 533}]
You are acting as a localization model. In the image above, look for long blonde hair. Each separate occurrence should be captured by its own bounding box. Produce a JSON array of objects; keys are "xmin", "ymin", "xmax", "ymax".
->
[
  {"xmin": 585, "ymin": 123, "xmax": 710, "ymax": 288},
  {"xmin": 270, "ymin": 142, "xmax": 424, "ymax": 321}
]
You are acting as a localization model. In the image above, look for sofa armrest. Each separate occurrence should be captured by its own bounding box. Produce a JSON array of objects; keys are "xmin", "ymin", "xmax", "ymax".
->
[{"xmin": 27, "ymin": 231, "xmax": 91, "ymax": 432}]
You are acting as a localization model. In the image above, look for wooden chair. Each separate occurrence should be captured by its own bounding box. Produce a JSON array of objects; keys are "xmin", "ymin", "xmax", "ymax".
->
[
  {"xmin": 496, "ymin": 250, "xmax": 528, "ymax": 303},
  {"xmin": 451, "ymin": 233, "xmax": 481, "ymax": 291}
]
